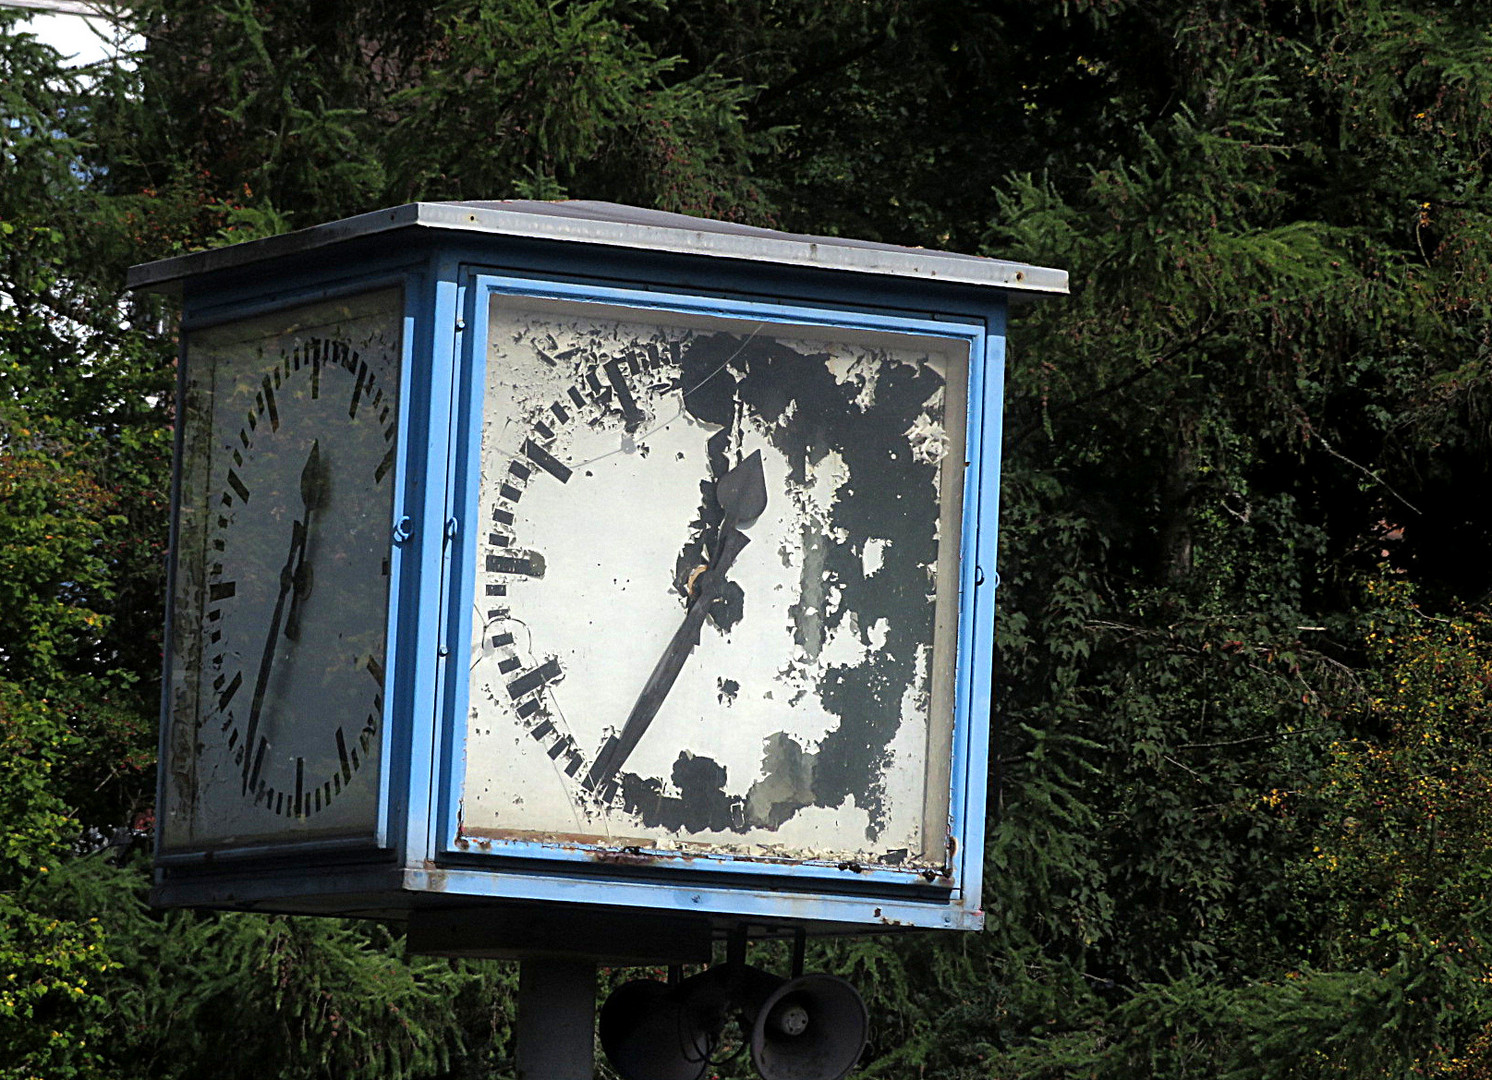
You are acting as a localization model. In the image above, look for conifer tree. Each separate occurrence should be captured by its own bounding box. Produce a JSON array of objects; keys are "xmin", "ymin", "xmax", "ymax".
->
[{"xmin": 7, "ymin": 1, "xmax": 1492, "ymax": 1076}]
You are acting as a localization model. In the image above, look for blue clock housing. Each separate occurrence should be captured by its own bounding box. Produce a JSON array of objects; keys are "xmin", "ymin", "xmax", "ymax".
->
[{"xmin": 132, "ymin": 202, "xmax": 1065, "ymax": 962}]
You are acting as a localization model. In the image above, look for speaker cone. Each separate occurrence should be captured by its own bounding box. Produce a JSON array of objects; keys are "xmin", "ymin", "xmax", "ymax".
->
[
  {"xmin": 750, "ymin": 973, "xmax": 868, "ymax": 1080},
  {"xmin": 598, "ymin": 978, "xmax": 714, "ymax": 1080},
  {"xmin": 600, "ymin": 965, "xmax": 868, "ymax": 1080}
]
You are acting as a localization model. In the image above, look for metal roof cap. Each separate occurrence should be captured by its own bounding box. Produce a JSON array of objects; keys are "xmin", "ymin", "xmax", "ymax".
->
[{"xmin": 128, "ymin": 200, "xmax": 1068, "ymax": 298}]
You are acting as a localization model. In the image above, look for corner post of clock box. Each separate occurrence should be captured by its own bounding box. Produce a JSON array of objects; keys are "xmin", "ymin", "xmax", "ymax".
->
[{"xmin": 514, "ymin": 958, "xmax": 597, "ymax": 1080}]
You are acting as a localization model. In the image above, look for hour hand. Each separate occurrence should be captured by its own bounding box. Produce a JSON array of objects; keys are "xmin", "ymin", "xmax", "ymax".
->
[
  {"xmin": 285, "ymin": 441, "xmax": 327, "ymax": 641},
  {"xmin": 713, "ymin": 448, "xmax": 767, "ymax": 527},
  {"xmin": 584, "ymin": 451, "xmax": 768, "ymax": 798},
  {"xmin": 714, "ymin": 448, "xmax": 767, "ymax": 526},
  {"xmin": 692, "ymin": 447, "xmax": 765, "ymax": 623}
]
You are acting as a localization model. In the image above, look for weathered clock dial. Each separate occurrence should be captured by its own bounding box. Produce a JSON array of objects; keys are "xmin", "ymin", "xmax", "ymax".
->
[
  {"xmin": 163, "ymin": 289, "xmax": 402, "ymax": 850},
  {"xmin": 463, "ymin": 293, "xmax": 969, "ymax": 869}
]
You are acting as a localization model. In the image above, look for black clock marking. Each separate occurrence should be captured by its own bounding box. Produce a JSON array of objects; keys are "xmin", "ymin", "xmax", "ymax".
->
[
  {"xmin": 350, "ymin": 359, "xmax": 368, "ymax": 418},
  {"xmin": 603, "ymin": 360, "xmax": 643, "ymax": 429},
  {"xmin": 375, "ymin": 445, "xmax": 396, "ymax": 484},
  {"xmin": 217, "ymin": 671, "xmax": 242, "ymax": 711},
  {"xmin": 522, "ymin": 438, "xmax": 572, "ymax": 482},
  {"xmin": 507, "ymin": 657, "xmax": 562, "ymax": 700},
  {"xmin": 204, "ymin": 334, "xmax": 396, "ymax": 820},
  {"xmin": 261, "ymin": 374, "xmax": 280, "ymax": 431},
  {"xmin": 486, "ymin": 553, "xmax": 543, "ymax": 578}
]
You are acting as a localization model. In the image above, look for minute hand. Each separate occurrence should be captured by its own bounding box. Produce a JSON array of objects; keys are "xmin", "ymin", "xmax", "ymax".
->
[
  {"xmin": 241, "ymin": 518, "xmax": 304, "ymax": 795},
  {"xmin": 584, "ymin": 451, "xmax": 767, "ymax": 797},
  {"xmin": 242, "ymin": 444, "xmax": 322, "ymax": 796}
]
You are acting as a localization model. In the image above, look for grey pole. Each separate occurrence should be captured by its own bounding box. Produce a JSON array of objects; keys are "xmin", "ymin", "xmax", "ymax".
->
[{"xmin": 515, "ymin": 958, "xmax": 597, "ymax": 1080}]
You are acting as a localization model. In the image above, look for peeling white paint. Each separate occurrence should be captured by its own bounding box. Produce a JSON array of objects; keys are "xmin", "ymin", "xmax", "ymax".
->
[
  {"xmin": 905, "ymin": 410, "xmax": 951, "ymax": 466},
  {"xmin": 462, "ymin": 294, "xmax": 969, "ymax": 867}
]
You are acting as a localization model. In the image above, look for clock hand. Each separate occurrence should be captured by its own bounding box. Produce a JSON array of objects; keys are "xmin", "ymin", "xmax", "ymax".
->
[
  {"xmin": 284, "ymin": 440, "xmax": 326, "ymax": 642},
  {"xmin": 584, "ymin": 450, "xmax": 768, "ymax": 799},
  {"xmin": 241, "ymin": 511, "xmax": 307, "ymax": 795},
  {"xmin": 241, "ymin": 441, "xmax": 320, "ymax": 795}
]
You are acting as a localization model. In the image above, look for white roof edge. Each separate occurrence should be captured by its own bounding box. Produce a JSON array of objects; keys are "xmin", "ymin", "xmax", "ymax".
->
[
  {"xmin": 126, "ymin": 204, "xmax": 423, "ymax": 292},
  {"xmin": 128, "ymin": 200, "xmax": 1069, "ymax": 297}
]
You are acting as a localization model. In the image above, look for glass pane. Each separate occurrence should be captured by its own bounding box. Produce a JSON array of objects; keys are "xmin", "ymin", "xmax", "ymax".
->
[
  {"xmin": 464, "ymin": 294, "xmax": 967, "ymax": 869},
  {"xmin": 163, "ymin": 289, "xmax": 402, "ymax": 851}
]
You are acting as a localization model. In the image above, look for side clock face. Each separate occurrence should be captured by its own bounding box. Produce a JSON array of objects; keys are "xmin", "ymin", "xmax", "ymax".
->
[
  {"xmin": 463, "ymin": 293, "xmax": 970, "ymax": 870},
  {"xmin": 164, "ymin": 289, "xmax": 402, "ymax": 850}
]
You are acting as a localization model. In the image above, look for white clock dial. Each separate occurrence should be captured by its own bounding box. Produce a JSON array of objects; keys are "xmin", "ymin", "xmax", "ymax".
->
[
  {"xmin": 164, "ymin": 290, "xmax": 402, "ymax": 850},
  {"xmin": 464, "ymin": 293, "xmax": 967, "ymax": 869}
]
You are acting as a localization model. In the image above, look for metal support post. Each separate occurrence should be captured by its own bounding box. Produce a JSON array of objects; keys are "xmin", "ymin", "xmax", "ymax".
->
[{"xmin": 515, "ymin": 958, "xmax": 596, "ymax": 1080}]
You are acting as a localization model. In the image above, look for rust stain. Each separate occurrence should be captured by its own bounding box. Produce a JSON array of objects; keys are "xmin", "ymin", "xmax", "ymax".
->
[
  {"xmin": 457, "ymin": 825, "xmax": 655, "ymax": 846},
  {"xmin": 584, "ymin": 846, "xmax": 666, "ymax": 868},
  {"xmin": 449, "ymin": 825, "xmax": 953, "ymax": 879}
]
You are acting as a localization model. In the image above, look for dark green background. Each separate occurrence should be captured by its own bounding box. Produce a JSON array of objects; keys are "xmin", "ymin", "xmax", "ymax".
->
[{"xmin": 3, "ymin": 2, "xmax": 1492, "ymax": 1076}]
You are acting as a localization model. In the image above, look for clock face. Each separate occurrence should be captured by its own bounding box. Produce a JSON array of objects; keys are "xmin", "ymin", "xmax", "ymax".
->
[
  {"xmin": 462, "ymin": 293, "xmax": 969, "ymax": 870},
  {"xmin": 163, "ymin": 289, "xmax": 402, "ymax": 850}
]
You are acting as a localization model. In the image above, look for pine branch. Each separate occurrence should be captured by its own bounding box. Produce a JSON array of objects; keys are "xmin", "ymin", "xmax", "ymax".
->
[
  {"xmin": 1307, "ymin": 427, "xmax": 1421, "ymax": 516},
  {"xmin": 1011, "ymin": 312, "xmax": 1221, "ymax": 449}
]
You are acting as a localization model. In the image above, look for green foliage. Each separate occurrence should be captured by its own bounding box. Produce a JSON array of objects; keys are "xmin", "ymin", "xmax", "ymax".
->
[
  {"xmin": 0, "ymin": 449, "xmax": 119, "ymax": 685},
  {"xmin": 8, "ymin": 0, "xmax": 1492, "ymax": 1077},
  {"xmin": 24, "ymin": 855, "xmax": 509, "ymax": 1080},
  {"xmin": 386, "ymin": 0, "xmax": 770, "ymax": 217},
  {"xmin": 0, "ymin": 684, "xmax": 113, "ymax": 1080},
  {"xmin": 105, "ymin": 0, "xmax": 404, "ymax": 232},
  {"xmin": 1312, "ymin": 579, "xmax": 1492, "ymax": 969},
  {"xmin": 995, "ymin": 956, "xmax": 1478, "ymax": 1080},
  {"xmin": 0, "ymin": 893, "xmax": 110, "ymax": 1080}
]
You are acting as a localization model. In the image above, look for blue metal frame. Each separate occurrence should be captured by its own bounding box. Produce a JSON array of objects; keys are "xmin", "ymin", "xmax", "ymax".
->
[
  {"xmin": 956, "ymin": 303, "xmax": 1007, "ymax": 909},
  {"xmin": 428, "ymin": 270, "xmax": 999, "ymax": 923},
  {"xmin": 406, "ymin": 251, "xmax": 473, "ymax": 875}
]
